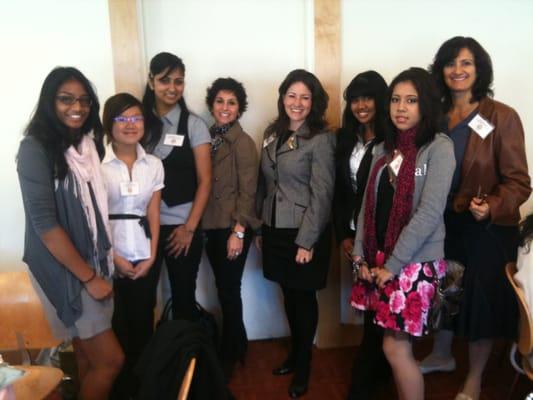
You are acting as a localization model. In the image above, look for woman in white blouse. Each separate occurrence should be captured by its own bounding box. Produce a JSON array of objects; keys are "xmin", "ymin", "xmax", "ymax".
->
[{"xmin": 100, "ymin": 93, "xmax": 164, "ymax": 400}]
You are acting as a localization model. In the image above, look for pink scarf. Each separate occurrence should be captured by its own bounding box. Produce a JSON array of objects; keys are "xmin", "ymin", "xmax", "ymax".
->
[{"xmin": 363, "ymin": 127, "xmax": 418, "ymax": 267}]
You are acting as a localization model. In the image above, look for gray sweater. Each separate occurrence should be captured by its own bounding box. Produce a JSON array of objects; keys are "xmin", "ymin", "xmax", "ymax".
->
[{"xmin": 353, "ymin": 133, "xmax": 455, "ymax": 275}]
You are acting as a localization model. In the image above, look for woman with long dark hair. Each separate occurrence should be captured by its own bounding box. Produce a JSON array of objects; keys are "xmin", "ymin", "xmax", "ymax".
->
[
  {"xmin": 333, "ymin": 71, "xmax": 392, "ymax": 399},
  {"xmin": 259, "ymin": 69, "xmax": 335, "ymax": 398},
  {"xmin": 17, "ymin": 67, "xmax": 124, "ymax": 399},
  {"xmin": 351, "ymin": 67, "xmax": 455, "ymax": 400},
  {"xmin": 420, "ymin": 37, "xmax": 531, "ymax": 400},
  {"xmin": 142, "ymin": 52, "xmax": 212, "ymax": 321}
]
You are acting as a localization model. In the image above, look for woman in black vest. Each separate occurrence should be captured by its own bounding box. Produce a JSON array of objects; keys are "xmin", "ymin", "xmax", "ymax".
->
[
  {"xmin": 333, "ymin": 71, "xmax": 391, "ymax": 400},
  {"xmin": 142, "ymin": 52, "xmax": 212, "ymax": 321}
]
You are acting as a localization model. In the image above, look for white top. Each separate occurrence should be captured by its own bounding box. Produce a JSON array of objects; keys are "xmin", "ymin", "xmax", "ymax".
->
[
  {"xmin": 348, "ymin": 140, "xmax": 373, "ymax": 230},
  {"xmin": 101, "ymin": 143, "xmax": 165, "ymax": 261},
  {"xmin": 152, "ymin": 104, "xmax": 211, "ymax": 225}
]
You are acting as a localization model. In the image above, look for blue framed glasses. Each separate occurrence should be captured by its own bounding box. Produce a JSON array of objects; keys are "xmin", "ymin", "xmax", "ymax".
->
[{"xmin": 113, "ymin": 115, "xmax": 144, "ymax": 123}]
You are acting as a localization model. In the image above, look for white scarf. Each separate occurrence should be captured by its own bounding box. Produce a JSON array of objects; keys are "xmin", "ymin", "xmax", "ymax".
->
[{"xmin": 64, "ymin": 135, "xmax": 113, "ymax": 276}]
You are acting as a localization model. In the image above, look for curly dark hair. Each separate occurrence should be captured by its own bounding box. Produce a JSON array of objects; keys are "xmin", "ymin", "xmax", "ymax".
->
[
  {"xmin": 337, "ymin": 70, "xmax": 388, "ymax": 159},
  {"xmin": 385, "ymin": 67, "xmax": 442, "ymax": 152},
  {"xmin": 205, "ymin": 77, "xmax": 248, "ymax": 116},
  {"xmin": 430, "ymin": 36, "xmax": 494, "ymax": 112},
  {"xmin": 142, "ymin": 52, "xmax": 188, "ymax": 151},
  {"xmin": 24, "ymin": 67, "xmax": 104, "ymax": 179},
  {"xmin": 103, "ymin": 93, "xmax": 144, "ymax": 144},
  {"xmin": 265, "ymin": 69, "xmax": 328, "ymax": 137}
]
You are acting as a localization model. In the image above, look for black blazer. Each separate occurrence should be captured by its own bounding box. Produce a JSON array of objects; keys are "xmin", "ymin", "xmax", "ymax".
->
[{"xmin": 333, "ymin": 132, "xmax": 375, "ymax": 242}]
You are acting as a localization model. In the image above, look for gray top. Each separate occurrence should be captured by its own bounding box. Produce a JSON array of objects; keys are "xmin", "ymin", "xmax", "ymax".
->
[
  {"xmin": 353, "ymin": 133, "xmax": 456, "ymax": 275},
  {"xmin": 260, "ymin": 125, "xmax": 336, "ymax": 249},
  {"xmin": 17, "ymin": 136, "xmax": 104, "ymax": 326},
  {"xmin": 152, "ymin": 104, "xmax": 210, "ymax": 225}
]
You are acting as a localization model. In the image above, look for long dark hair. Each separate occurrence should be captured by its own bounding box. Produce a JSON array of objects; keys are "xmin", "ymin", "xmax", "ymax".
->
[
  {"xmin": 520, "ymin": 214, "xmax": 533, "ymax": 252},
  {"xmin": 430, "ymin": 36, "xmax": 494, "ymax": 113},
  {"xmin": 24, "ymin": 67, "xmax": 103, "ymax": 179},
  {"xmin": 384, "ymin": 67, "xmax": 442, "ymax": 153},
  {"xmin": 337, "ymin": 70, "xmax": 388, "ymax": 159},
  {"xmin": 265, "ymin": 69, "xmax": 328, "ymax": 138},
  {"xmin": 142, "ymin": 52, "xmax": 188, "ymax": 151},
  {"xmin": 103, "ymin": 93, "xmax": 144, "ymax": 144}
]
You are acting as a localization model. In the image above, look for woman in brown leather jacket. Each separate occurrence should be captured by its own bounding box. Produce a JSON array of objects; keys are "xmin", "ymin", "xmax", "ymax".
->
[
  {"xmin": 420, "ymin": 36, "xmax": 531, "ymax": 400},
  {"xmin": 202, "ymin": 77, "xmax": 260, "ymax": 381}
]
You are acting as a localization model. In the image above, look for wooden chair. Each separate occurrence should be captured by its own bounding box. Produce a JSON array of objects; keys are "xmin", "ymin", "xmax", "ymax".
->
[
  {"xmin": 505, "ymin": 262, "xmax": 533, "ymax": 399},
  {"xmin": 0, "ymin": 270, "xmax": 61, "ymax": 364},
  {"xmin": 177, "ymin": 357, "xmax": 196, "ymax": 400}
]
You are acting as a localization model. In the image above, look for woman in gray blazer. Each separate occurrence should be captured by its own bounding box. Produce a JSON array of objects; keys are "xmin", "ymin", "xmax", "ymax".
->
[{"xmin": 259, "ymin": 69, "xmax": 335, "ymax": 398}]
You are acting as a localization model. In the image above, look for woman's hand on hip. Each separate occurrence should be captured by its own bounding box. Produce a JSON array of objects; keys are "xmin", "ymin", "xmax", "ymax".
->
[
  {"xmin": 296, "ymin": 247, "xmax": 314, "ymax": 264},
  {"xmin": 85, "ymin": 276, "xmax": 113, "ymax": 300},
  {"xmin": 166, "ymin": 225, "xmax": 194, "ymax": 258},
  {"xmin": 227, "ymin": 234, "xmax": 244, "ymax": 260}
]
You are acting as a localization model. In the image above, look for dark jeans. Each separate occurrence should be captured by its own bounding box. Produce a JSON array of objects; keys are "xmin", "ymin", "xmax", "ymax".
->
[
  {"xmin": 154, "ymin": 225, "xmax": 204, "ymax": 321},
  {"xmin": 205, "ymin": 228, "xmax": 252, "ymax": 363},
  {"xmin": 111, "ymin": 259, "xmax": 162, "ymax": 400},
  {"xmin": 280, "ymin": 285, "xmax": 318, "ymax": 373},
  {"xmin": 347, "ymin": 311, "xmax": 392, "ymax": 400}
]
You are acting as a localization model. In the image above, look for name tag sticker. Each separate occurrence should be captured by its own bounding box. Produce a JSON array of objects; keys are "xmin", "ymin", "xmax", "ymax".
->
[
  {"xmin": 388, "ymin": 152, "xmax": 404, "ymax": 177},
  {"xmin": 468, "ymin": 114, "xmax": 494, "ymax": 139},
  {"xmin": 164, "ymin": 134, "xmax": 185, "ymax": 147},
  {"xmin": 120, "ymin": 182, "xmax": 140, "ymax": 196},
  {"xmin": 263, "ymin": 135, "xmax": 276, "ymax": 148}
]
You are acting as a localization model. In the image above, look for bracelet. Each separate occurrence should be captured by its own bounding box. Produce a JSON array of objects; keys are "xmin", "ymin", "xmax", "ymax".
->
[{"xmin": 81, "ymin": 270, "xmax": 96, "ymax": 284}]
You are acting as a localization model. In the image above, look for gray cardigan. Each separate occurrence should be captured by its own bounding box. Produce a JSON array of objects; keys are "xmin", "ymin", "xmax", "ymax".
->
[{"xmin": 353, "ymin": 133, "xmax": 455, "ymax": 275}]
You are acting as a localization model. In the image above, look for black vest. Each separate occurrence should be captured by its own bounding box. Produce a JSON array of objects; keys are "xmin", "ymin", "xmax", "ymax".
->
[{"xmin": 161, "ymin": 108, "xmax": 198, "ymax": 206}]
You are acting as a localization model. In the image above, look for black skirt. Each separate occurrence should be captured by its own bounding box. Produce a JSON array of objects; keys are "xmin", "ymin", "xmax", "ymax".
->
[
  {"xmin": 262, "ymin": 223, "xmax": 332, "ymax": 290},
  {"xmin": 445, "ymin": 209, "xmax": 519, "ymax": 341}
]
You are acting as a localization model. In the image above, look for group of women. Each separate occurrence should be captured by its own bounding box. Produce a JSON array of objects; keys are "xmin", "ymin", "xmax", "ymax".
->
[{"xmin": 16, "ymin": 35, "xmax": 530, "ymax": 400}]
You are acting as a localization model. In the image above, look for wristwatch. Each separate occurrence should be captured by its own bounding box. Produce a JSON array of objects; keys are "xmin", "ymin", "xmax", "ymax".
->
[{"xmin": 232, "ymin": 230, "xmax": 245, "ymax": 239}]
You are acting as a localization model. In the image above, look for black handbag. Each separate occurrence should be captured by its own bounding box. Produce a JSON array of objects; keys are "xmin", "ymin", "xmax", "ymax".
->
[
  {"xmin": 428, "ymin": 259, "xmax": 465, "ymax": 330},
  {"xmin": 157, "ymin": 299, "xmax": 219, "ymax": 351}
]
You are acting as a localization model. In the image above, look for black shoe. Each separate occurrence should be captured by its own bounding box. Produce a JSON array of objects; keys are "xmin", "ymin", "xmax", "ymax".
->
[
  {"xmin": 272, "ymin": 360, "xmax": 295, "ymax": 376},
  {"xmin": 288, "ymin": 369, "xmax": 309, "ymax": 398}
]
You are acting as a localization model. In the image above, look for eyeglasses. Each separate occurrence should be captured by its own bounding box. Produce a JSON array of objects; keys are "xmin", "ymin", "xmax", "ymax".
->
[
  {"xmin": 56, "ymin": 94, "xmax": 93, "ymax": 108},
  {"xmin": 113, "ymin": 115, "xmax": 144, "ymax": 123}
]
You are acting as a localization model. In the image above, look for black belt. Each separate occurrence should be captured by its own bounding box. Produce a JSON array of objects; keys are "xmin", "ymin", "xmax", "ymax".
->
[{"xmin": 109, "ymin": 214, "xmax": 151, "ymax": 239}]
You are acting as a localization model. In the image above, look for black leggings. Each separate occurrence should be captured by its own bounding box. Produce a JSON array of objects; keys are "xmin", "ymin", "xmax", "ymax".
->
[{"xmin": 281, "ymin": 285, "xmax": 318, "ymax": 370}]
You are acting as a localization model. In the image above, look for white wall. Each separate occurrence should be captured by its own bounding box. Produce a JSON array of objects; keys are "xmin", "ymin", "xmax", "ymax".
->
[
  {"xmin": 0, "ymin": 1, "xmax": 116, "ymax": 270},
  {"xmin": 141, "ymin": 0, "xmax": 314, "ymax": 340}
]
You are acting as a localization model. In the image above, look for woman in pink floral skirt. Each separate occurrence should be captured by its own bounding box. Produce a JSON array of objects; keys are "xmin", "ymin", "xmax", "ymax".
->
[{"xmin": 350, "ymin": 67, "xmax": 455, "ymax": 400}]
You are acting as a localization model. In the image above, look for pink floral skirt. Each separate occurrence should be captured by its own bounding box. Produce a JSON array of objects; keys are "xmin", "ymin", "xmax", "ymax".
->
[{"xmin": 350, "ymin": 259, "xmax": 446, "ymax": 337}]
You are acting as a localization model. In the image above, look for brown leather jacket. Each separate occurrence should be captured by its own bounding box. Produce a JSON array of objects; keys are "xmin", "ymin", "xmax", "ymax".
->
[
  {"xmin": 452, "ymin": 97, "xmax": 531, "ymax": 225},
  {"xmin": 202, "ymin": 121, "xmax": 261, "ymax": 230}
]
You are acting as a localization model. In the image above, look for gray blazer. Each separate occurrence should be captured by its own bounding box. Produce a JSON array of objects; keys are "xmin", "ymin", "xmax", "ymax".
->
[
  {"xmin": 353, "ymin": 133, "xmax": 456, "ymax": 275},
  {"xmin": 259, "ymin": 124, "xmax": 336, "ymax": 249}
]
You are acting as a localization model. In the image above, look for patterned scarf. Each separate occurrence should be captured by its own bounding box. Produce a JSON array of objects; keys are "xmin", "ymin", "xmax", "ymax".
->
[
  {"xmin": 363, "ymin": 127, "xmax": 418, "ymax": 267},
  {"xmin": 210, "ymin": 122, "xmax": 234, "ymax": 154}
]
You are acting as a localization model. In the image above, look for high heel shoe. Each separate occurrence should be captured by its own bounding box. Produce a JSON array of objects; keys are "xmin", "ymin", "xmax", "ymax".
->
[
  {"xmin": 288, "ymin": 367, "xmax": 310, "ymax": 398},
  {"xmin": 272, "ymin": 359, "xmax": 295, "ymax": 376}
]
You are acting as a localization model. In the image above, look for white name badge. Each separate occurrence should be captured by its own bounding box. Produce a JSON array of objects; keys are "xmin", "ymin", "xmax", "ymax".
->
[
  {"xmin": 263, "ymin": 135, "xmax": 276, "ymax": 148},
  {"xmin": 468, "ymin": 114, "xmax": 494, "ymax": 139},
  {"xmin": 388, "ymin": 152, "xmax": 404, "ymax": 177},
  {"xmin": 120, "ymin": 182, "xmax": 140, "ymax": 196},
  {"xmin": 164, "ymin": 133, "xmax": 185, "ymax": 147}
]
